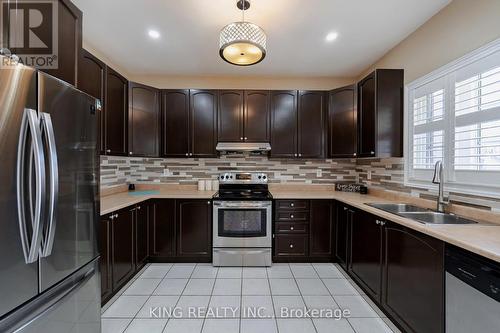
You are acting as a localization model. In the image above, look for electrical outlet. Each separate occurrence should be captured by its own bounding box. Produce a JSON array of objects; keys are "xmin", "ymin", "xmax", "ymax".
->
[
  {"xmin": 316, "ymin": 169, "xmax": 322, "ymax": 177},
  {"xmin": 367, "ymin": 170, "xmax": 372, "ymax": 180},
  {"xmin": 163, "ymin": 168, "xmax": 170, "ymax": 176}
]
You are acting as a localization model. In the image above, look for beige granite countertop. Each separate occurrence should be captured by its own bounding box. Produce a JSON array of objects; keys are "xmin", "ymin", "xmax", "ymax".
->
[{"xmin": 100, "ymin": 184, "xmax": 500, "ymax": 263}]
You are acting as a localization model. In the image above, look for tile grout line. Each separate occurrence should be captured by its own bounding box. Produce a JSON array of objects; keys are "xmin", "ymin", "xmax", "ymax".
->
[
  {"xmin": 266, "ymin": 264, "xmax": 279, "ymax": 333},
  {"xmin": 291, "ymin": 263, "xmax": 319, "ymax": 333}
]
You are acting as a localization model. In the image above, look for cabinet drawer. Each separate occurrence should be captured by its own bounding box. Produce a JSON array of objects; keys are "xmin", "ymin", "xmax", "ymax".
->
[
  {"xmin": 275, "ymin": 200, "xmax": 309, "ymax": 211},
  {"xmin": 275, "ymin": 235, "xmax": 308, "ymax": 257},
  {"xmin": 275, "ymin": 211, "xmax": 309, "ymax": 222},
  {"xmin": 275, "ymin": 222, "xmax": 308, "ymax": 234}
]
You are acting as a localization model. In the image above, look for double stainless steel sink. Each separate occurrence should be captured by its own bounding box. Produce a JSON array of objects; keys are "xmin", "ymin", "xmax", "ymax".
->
[{"xmin": 366, "ymin": 203, "xmax": 480, "ymax": 225}]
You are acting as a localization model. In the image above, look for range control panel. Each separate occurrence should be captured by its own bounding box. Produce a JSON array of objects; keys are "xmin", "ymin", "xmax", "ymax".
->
[{"xmin": 218, "ymin": 172, "xmax": 268, "ymax": 184}]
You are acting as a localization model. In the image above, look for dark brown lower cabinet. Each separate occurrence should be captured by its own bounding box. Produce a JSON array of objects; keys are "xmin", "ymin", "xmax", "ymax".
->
[
  {"xmin": 350, "ymin": 210, "xmax": 383, "ymax": 302},
  {"xmin": 149, "ymin": 199, "xmax": 176, "ymax": 258},
  {"xmin": 176, "ymin": 200, "xmax": 212, "ymax": 258},
  {"xmin": 275, "ymin": 234, "xmax": 308, "ymax": 257},
  {"xmin": 135, "ymin": 203, "xmax": 149, "ymax": 268},
  {"xmin": 111, "ymin": 208, "xmax": 135, "ymax": 290},
  {"xmin": 382, "ymin": 222, "xmax": 444, "ymax": 333},
  {"xmin": 99, "ymin": 216, "xmax": 112, "ymax": 303},
  {"xmin": 335, "ymin": 204, "xmax": 353, "ymax": 270},
  {"xmin": 309, "ymin": 200, "xmax": 334, "ymax": 258}
]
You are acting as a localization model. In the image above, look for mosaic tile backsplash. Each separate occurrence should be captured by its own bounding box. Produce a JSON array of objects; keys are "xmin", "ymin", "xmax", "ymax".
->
[
  {"xmin": 100, "ymin": 155, "xmax": 500, "ymax": 211},
  {"xmin": 100, "ymin": 155, "xmax": 357, "ymax": 187}
]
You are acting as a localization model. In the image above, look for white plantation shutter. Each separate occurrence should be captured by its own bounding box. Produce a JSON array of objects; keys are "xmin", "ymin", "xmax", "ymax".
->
[{"xmin": 406, "ymin": 39, "xmax": 500, "ymax": 196}]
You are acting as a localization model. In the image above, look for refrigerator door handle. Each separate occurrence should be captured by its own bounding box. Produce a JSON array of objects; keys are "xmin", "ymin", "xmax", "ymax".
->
[
  {"xmin": 16, "ymin": 108, "xmax": 46, "ymax": 264},
  {"xmin": 40, "ymin": 113, "xmax": 59, "ymax": 257}
]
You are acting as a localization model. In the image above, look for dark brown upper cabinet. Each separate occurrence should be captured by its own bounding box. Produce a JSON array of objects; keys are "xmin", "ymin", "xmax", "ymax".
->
[
  {"xmin": 105, "ymin": 67, "xmax": 128, "ymax": 156},
  {"xmin": 270, "ymin": 90, "xmax": 325, "ymax": 158},
  {"xmin": 78, "ymin": 49, "xmax": 106, "ymax": 154},
  {"xmin": 270, "ymin": 91, "xmax": 298, "ymax": 158},
  {"xmin": 350, "ymin": 210, "xmax": 384, "ymax": 302},
  {"xmin": 358, "ymin": 69, "xmax": 403, "ymax": 157},
  {"xmin": 3, "ymin": 0, "xmax": 82, "ymax": 86},
  {"xmin": 244, "ymin": 90, "xmax": 271, "ymax": 142},
  {"xmin": 161, "ymin": 90, "xmax": 190, "ymax": 157},
  {"xmin": 190, "ymin": 90, "xmax": 218, "ymax": 158},
  {"xmin": 329, "ymin": 85, "xmax": 357, "ymax": 158},
  {"xmin": 128, "ymin": 82, "xmax": 160, "ymax": 157},
  {"xmin": 217, "ymin": 90, "xmax": 271, "ymax": 143},
  {"xmin": 176, "ymin": 199, "xmax": 212, "ymax": 258},
  {"xmin": 297, "ymin": 91, "xmax": 326, "ymax": 158},
  {"xmin": 218, "ymin": 90, "xmax": 244, "ymax": 142}
]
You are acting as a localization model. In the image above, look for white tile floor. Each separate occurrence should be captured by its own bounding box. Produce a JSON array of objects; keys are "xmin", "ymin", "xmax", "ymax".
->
[{"xmin": 101, "ymin": 263, "xmax": 401, "ymax": 333}]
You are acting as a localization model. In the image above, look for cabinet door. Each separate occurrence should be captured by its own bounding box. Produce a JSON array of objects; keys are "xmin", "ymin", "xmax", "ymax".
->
[
  {"xmin": 78, "ymin": 49, "xmax": 106, "ymax": 154},
  {"xmin": 161, "ymin": 90, "xmax": 190, "ymax": 157},
  {"xmin": 190, "ymin": 90, "xmax": 218, "ymax": 157},
  {"xmin": 177, "ymin": 200, "xmax": 212, "ymax": 258},
  {"xmin": 275, "ymin": 235, "xmax": 308, "ymax": 257},
  {"xmin": 111, "ymin": 209, "xmax": 135, "ymax": 290},
  {"xmin": 350, "ymin": 210, "xmax": 383, "ymax": 301},
  {"xmin": 99, "ymin": 216, "xmax": 112, "ymax": 302},
  {"xmin": 105, "ymin": 67, "xmax": 128, "ymax": 155},
  {"xmin": 382, "ymin": 222, "xmax": 444, "ymax": 333},
  {"xmin": 244, "ymin": 90, "xmax": 270, "ymax": 142},
  {"xmin": 135, "ymin": 203, "xmax": 149, "ymax": 268},
  {"xmin": 309, "ymin": 200, "xmax": 334, "ymax": 258},
  {"xmin": 128, "ymin": 82, "xmax": 159, "ymax": 157},
  {"xmin": 270, "ymin": 91, "xmax": 297, "ymax": 158},
  {"xmin": 218, "ymin": 90, "xmax": 244, "ymax": 142},
  {"xmin": 298, "ymin": 91, "xmax": 325, "ymax": 158},
  {"xmin": 149, "ymin": 200, "xmax": 176, "ymax": 257},
  {"xmin": 358, "ymin": 73, "xmax": 376, "ymax": 157},
  {"xmin": 329, "ymin": 85, "xmax": 357, "ymax": 158},
  {"xmin": 335, "ymin": 204, "xmax": 352, "ymax": 270}
]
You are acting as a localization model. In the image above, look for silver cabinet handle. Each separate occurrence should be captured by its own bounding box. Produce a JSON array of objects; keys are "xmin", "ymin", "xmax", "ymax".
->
[
  {"xmin": 129, "ymin": 152, "xmax": 133, "ymax": 155},
  {"xmin": 298, "ymin": 153, "xmax": 302, "ymax": 157},
  {"xmin": 290, "ymin": 226, "xmax": 294, "ymax": 231},
  {"xmin": 290, "ymin": 203, "xmax": 294, "ymax": 207},
  {"xmin": 290, "ymin": 214, "xmax": 294, "ymax": 218},
  {"xmin": 207, "ymin": 201, "xmax": 211, "ymax": 205},
  {"xmin": 185, "ymin": 153, "xmax": 189, "ymax": 156},
  {"xmin": 353, "ymin": 153, "xmax": 357, "ymax": 157},
  {"xmin": 370, "ymin": 151, "xmax": 375, "ymax": 155},
  {"xmin": 40, "ymin": 113, "xmax": 59, "ymax": 258},
  {"xmin": 106, "ymin": 149, "xmax": 111, "ymax": 153},
  {"xmin": 344, "ymin": 207, "xmax": 348, "ymax": 211},
  {"xmin": 240, "ymin": 137, "xmax": 243, "ymax": 141},
  {"xmin": 244, "ymin": 137, "xmax": 248, "ymax": 140},
  {"xmin": 114, "ymin": 213, "xmax": 119, "ymax": 219},
  {"xmin": 137, "ymin": 206, "xmax": 141, "ymax": 210},
  {"xmin": 189, "ymin": 153, "xmax": 193, "ymax": 156},
  {"xmin": 294, "ymin": 153, "xmax": 298, "ymax": 157},
  {"xmin": 289, "ymin": 244, "xmax": 294, "ymax": 249},
  {"xmin": 17, "ymin": 109, "xmax": 46, "ymax": 264}
]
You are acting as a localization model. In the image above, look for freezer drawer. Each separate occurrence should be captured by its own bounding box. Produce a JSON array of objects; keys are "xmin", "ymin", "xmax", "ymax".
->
[{"xmin": 0, "ymin": 259, "xmax": 101, "ymax": 333}]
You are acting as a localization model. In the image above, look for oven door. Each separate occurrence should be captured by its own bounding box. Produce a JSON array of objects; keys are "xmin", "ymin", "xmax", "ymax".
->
[{"xmin": 213, "ymin": 201, "xmax": 272, "ymax": 248}]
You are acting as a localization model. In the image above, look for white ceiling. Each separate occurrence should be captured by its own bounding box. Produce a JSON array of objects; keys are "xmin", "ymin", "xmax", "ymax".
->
[{"xmin": 73, "ymin": 0, "xmax": 451, "ymax": 77}]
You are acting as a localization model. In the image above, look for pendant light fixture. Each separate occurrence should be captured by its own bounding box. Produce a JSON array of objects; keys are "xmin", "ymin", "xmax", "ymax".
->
[{"xmin": 219, "ymin": 0, "xmax": 267, "ymax": 66}]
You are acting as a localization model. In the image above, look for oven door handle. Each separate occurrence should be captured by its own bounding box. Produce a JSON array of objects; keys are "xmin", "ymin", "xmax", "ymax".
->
[{"xmin": 214, "ymin": 202, "xmax": 272, "ymax": 208}]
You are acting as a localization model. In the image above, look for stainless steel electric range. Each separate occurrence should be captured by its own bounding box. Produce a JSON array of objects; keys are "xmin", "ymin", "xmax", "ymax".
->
[{"xmin": 212, "ymin": 172, "xmax": 272, "ymax": 266}]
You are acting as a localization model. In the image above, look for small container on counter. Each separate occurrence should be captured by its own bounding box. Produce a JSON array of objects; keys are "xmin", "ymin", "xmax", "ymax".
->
[
  {"xmin": 197, "ymin": 180, "xmax": 206, "ymax": 191},
  {"xmin": 212, "ymin": 179, "xmax": 219, "ymax": 191},
  {"xmin": 205, "ymin": 179, "xmax": 213, "ymax": 191}
]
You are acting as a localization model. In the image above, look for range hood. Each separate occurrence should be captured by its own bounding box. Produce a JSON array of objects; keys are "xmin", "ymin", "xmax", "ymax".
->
[{"xmin": 216, "ymin": 142, "xmax": 271, "ymax": 152}]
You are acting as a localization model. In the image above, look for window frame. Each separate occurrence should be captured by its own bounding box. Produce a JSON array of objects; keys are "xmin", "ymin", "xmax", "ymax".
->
[{"xmin": 404, "ymin": 38, "xmax": 500, "ymax": 198}]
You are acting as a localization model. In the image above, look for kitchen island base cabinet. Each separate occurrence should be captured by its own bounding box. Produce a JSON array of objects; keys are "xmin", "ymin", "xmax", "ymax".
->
[{"xmin": 382, "ymin": 222, "xmax": 444, "ymax": 333}]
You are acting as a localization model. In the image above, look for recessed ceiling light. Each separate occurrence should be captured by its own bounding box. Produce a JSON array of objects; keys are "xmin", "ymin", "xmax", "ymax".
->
[
  {"xmin": 326, "ymin": 32, "xmax": 338, "ymax": 42},
  {"xmin": 148, "ymin": 30, "xmax": 160, "ymax": 39}
]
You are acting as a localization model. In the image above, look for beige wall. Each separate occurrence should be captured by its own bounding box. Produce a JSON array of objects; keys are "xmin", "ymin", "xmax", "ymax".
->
[
  {"xmin": 127, "ymin": 74, "xmax": 353, "ymax": 90},
  {"xmin": 359, "ymin": 0, "xmax": 500, "ymax": 83}
]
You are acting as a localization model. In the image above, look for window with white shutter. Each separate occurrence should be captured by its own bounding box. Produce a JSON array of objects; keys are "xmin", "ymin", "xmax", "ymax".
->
[{"xmin": 405, "ymin": 39, "xmax": 500, "ymax": 197}]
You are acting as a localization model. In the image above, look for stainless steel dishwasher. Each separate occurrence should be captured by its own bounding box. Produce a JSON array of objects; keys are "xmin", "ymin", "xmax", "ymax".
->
[{"xmin": 445, "ymin": 246, "xmax": 500, "ymax": 333}]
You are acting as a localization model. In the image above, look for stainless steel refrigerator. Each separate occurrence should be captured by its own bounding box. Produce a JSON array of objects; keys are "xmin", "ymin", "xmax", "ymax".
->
[{"xmin": 0, "ymin": 56, "xmax": 101, "ymax": 332}]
